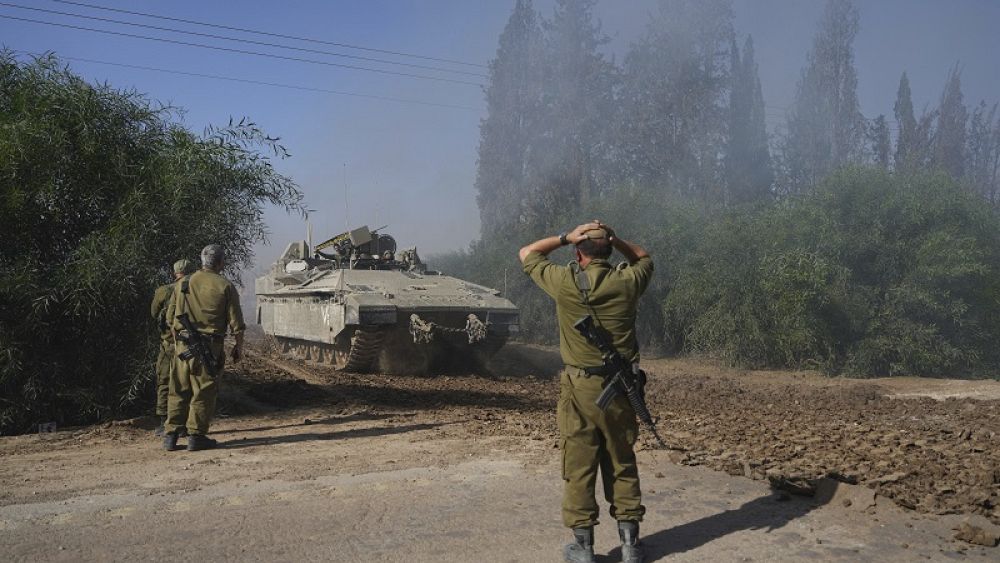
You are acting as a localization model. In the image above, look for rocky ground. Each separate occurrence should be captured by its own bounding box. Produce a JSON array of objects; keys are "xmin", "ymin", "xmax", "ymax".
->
[{"xmin": 1, "ymin": 341, "xmax": 998, "ymax": 561}]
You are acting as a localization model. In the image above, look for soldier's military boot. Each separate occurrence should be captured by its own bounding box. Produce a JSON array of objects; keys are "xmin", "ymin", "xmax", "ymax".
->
[
  {"xmin": 618, "ymin": 521, "xmax": 644, "ymax": 563},
  {"xmin": 162, "ymin": 432, "xmax": 179, "ymax": 451},
  {"xmin": 563, "ymin": 526, "xmax": 596, "ymax": 563},
  {"xmin": 187, "ymin": 434, "xmax": 218, "ymax": 451},
  {"xmin": 153, "ymin": 416, "xmax": 166, "ymax": 437}
]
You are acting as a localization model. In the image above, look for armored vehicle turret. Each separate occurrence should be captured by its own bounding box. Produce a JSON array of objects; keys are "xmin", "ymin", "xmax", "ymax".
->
[{"xmin": 255, "ymin": 226, "xmax": 519, "ymax": 373}]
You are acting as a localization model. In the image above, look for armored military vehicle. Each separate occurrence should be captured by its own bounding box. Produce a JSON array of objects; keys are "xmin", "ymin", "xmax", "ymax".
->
[{"xmin": 255, "ymin": 225, "xmax": 519, "ymax": 373}]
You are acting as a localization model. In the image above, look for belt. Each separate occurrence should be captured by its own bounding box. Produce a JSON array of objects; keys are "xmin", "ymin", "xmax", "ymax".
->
[
  {"xmin": 182, "ymin": 331, "xmax": 226, "ymax": 341},
  {"xmin": 565, "ymin": 365, "xmax": 615, "ymax": 377}
]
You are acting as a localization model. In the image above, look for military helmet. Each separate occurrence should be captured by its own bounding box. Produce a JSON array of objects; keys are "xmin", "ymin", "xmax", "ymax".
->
[{"xmin": 172, "ymin": 259, "xmax": 195, "ymax": 275}]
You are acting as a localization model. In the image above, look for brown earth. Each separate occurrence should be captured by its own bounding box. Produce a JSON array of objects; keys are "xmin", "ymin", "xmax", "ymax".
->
[
  {"xmin": 237, "ymin": 340, "xmax": 1000, "ymax": 527},
  {"xmin": 1, "ymin": 340, "xmax": 998, "ymax": 561}
]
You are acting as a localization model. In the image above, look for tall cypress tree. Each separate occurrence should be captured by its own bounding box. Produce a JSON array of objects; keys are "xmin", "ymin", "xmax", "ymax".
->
[
  {"xmin": 893, "ymin": 71, "xmax": 936, "ymax": 173},
  {"xmin": 868, "ymin": 115, "xmax": 891, "ymax": 170},
  {"xmin": 532, "ymin": 0, "xmax": 618, "ymax": 219},
  {"xmin": 966, "ymin": 101, "xmax": 1000, "ymax": 205},
  {"xmin": 781, "ymin": 0, "xmax": 864, "ymax": 194},
  {"xmin": 724, "ymin": 35, "xmax": 773, "ymax": 205},
  {"xmin": 474, "ymin": 0, "xmax": 544, "ymax": 235},
  {"xmin": 932, "ymin": 65, "xmax": 968, "ymax": 178},
  {"xmin": 893, "ymin": 72, "xmax": 918, "ymax": 170},
  {"xmin": 618, "ymin": 0, "xmax": 733, "ymax": 204}
]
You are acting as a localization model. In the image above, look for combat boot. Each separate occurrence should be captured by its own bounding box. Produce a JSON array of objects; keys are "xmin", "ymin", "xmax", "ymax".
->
[
  {"xmin": 186, "ymin": 434, "xmax": 218, "ymax": 451},
  {"xmin": 153, "ymin": 416, "xmax": 166, "ymax": 437},
  {"xmin": 162, "ymin": 432, "xmax": 179, "ymax": 451},
  {"xmin": 563, "ymin": 526, "xmax": 596, "ymax": 563},
  {"xmin": 618, "ymin": 521, "xmax": 644, "ymax": 563}
]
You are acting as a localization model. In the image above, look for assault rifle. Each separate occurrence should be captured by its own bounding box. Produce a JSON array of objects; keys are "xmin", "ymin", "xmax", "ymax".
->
[
  {"xmin": 176, "ymin": 313, "xmax": 222, "ymax": 377},
  {"xmin": 573, "ymin": 315, "xmax": 667, "ymax": 448}
]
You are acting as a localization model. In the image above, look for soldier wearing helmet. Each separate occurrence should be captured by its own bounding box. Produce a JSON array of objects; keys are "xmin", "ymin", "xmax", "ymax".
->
[{"xmin": 150, "ymin": 258, "xmax": 195, "ymax": 437}]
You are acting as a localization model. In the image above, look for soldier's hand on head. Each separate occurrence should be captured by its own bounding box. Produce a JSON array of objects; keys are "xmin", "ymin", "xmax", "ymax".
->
[
  {"xmin": 568, "ymin": 222, "xmax": 602, "ymax": 244},
  {"xmin": 593, "ymin": 220, "xmax": 616, "ymax": 241}
]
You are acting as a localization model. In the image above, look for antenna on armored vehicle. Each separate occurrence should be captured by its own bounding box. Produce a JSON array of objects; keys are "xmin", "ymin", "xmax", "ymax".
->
[{"xmin": 342, "ymin": 163, "xmax": 350, "ymax": 230}]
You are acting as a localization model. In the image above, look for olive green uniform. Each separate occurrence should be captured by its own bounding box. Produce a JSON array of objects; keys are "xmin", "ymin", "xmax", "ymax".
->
[
  {"xmin": 523, "ymin": 250, "xmax": 654, "ymax": 529},
  {"xmin": 150, "ymin": 282, "xmax": 176, "ymax": 416},
  {"xmin": 164, "ymin": 269, "xmax": 245, "ymax": 436}
]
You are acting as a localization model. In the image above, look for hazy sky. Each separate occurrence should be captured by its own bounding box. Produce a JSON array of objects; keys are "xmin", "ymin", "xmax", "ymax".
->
[{"xmin": 2, "ymin": 1, "xmax": 999, "ymax": 275}]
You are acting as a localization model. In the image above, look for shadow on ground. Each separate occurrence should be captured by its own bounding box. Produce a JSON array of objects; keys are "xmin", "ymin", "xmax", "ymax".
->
[
  {"xmin": 603, "ymin": 492, "xmax": 826, "ymax": 562},
  {"xmin": 212, "ymin": 412, "xmax": 398, "ymax": 436},
  {"xmin": 218, "ymin": 422, "xmax": 450, "ymax": 449}
]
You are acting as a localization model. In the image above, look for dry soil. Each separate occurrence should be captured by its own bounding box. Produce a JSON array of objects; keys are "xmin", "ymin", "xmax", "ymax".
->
[{"xmin": 1, "ymin": 342, "xmax": 998, "ymax": 562}]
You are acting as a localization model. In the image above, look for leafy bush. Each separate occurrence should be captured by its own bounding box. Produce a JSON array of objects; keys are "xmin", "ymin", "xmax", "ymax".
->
[
  {"xmin": 664, "ymin": 167, "xmax": 1000, "ymax": 376},
  {"xmin": 0, "ymin": 54, "xmax": 303, "ymax": 434}
]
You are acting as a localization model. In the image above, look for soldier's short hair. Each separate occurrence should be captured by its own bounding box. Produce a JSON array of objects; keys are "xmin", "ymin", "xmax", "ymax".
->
[
  {"xmin": 201, "ymin": 244, "xmax": 225, "ymax": 268},
  {"xmin": 576, "ymin": 228, "xmax": 613, "ymax": 259},
  {"xmin": 577, "ymin": 238, "xmax": 612, "ymax": 259}
]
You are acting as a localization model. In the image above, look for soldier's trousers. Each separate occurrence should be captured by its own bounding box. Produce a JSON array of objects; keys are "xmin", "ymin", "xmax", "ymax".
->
[
  {"xmin": 559, "ymin": 369, "xmax": 645, "ymax": 528},
  {"xmin": 167, "ymin": 339, "xmax": 224, "ymax": 436},
  {"xmin": 154, "ymin": 338, "xmax": 174, "ymax": 416}
]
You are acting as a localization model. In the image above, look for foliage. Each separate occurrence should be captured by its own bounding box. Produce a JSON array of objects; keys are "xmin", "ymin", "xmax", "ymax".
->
[
  {"xmin": 0, "ymin": 53, "xmax": 304, "ymax": 434},
  {"xmin": 617, "ymin": 0, "xmax": 734, "ymax": 201},
  {"xmin": 780, "ymin": 0, "xmax": 864, "ymax": 195},
  {"xmin": 663, "ymin": 168, "xmax": 1000, "ymax": 376},
  {"xmin": 464, "ymin": 1, "xmax": 1000, "ymax": 380},
  {"xmin": 966, "ymin": 101, "xmax": 1000, "ymax": 205},
  {"xmin": 475, "ymin": 0, "xmax": 545, "ymax": 235},
  {"xmin": 933, "ymin": 66, "xmax": 968, "ymax": 178},
  {"xmin": 724, "ymin": 36, "xmax": 773, "ymax": 204}
]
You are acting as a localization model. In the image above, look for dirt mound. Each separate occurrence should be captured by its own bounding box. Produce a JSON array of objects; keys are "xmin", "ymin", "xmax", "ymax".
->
[{"xmin": 645, "ymin": 368, "xmax": 1000, "ymax": 525}]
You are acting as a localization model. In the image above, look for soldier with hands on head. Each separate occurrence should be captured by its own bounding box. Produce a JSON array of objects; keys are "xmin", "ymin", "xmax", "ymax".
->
[
  {"xmin": 163, "ymin": 244, "xmax": 245, "ymax": 452},
  {"xmin": 519, "ymin": 221, "xmax": 653, "ymax": 563},
  {"xmin": 150, "ymin": 259, "xmax": 196, "ymax": 436}
]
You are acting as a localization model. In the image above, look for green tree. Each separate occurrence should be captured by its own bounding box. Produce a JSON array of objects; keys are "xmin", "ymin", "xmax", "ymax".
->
[
  {"xmin": 781, "ymin": 0, "xmax": 864, "ymax": 194},
  {"xmin": 724, "ymin": 35, "xmax": 773, "ymax": 205},
  {"xmin": 893, "ymin": 72, "xmax": 929, "ymax": 172},
  {"xmin": 966, "ymin": 101, "xmax": 1000, "ymax": 205},
  {"xmin": 531, "ymin": 0, "xmax": 618, "ymax": 221},
  {"xmin": 0, "ymin": 54, "xmax": 304, "ymax": 434},
  {"xmin": 932, "ymin": 65, "xmax": 968, "ymax": 178},
  {"xmin": 868, "ymin": 115, "xmax": 891, "ymax": 170},
  {"xmin": 475, "ymin": 0, "xmax": 545, "ymax": 236},
  {"xmin": 617, "ymin": 0, "xmax": 734, "ymax": 205}
]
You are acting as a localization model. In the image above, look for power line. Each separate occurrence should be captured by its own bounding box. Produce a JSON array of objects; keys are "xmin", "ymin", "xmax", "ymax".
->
[
  {"xmin": 0, "ymin": 13, "xmax": 485, "ymax": 87},
  {"xmin": 40, "ymin": 53, "xmax": 481, "ymax": 111},
  {"xmin": 0, "ymin": 2, "xmax": 486, "ymax": 78},
  {"xmin": 51, "ymin": 0, "xmax": 486, "ymax": 69}
]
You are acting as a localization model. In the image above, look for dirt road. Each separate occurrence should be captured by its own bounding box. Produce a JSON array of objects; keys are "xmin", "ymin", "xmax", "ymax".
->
[{"xmin": 1, "ymin": 344, "xmax": 998, "ymax": 561}]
